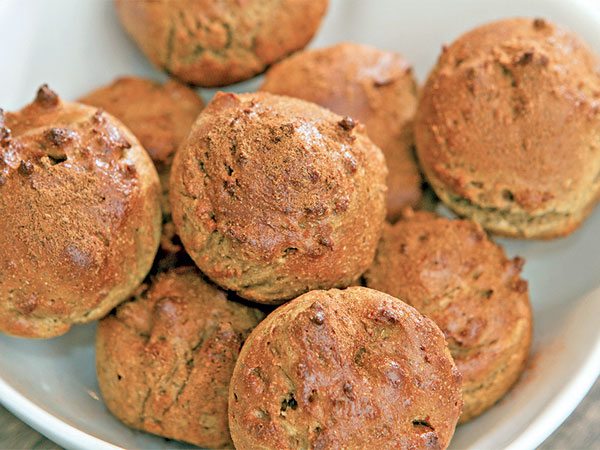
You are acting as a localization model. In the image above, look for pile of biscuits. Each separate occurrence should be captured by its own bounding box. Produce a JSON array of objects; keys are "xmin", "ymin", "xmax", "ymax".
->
[{"xmin": 1, "ymin": 1, "xmax": 599, "ymax": 449}]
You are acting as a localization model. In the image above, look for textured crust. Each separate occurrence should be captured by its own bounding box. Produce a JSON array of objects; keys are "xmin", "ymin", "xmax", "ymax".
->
[
  {"xmin": 365, "ymin": 210, "xmax": 532, "ymax": 422},
  {"xmin": 96, "ymin": 267, "xmax": 265, "ymax": 449},
  {"xmin": 79, "ymin": 77, "xmax": 204, "ymax": 169},
  {"xmin": 229, "ymin": 287, "xmax": 462, "ymax": 450},
  {"xmin": 261, "ymin": 42, "xmax": 422, "ymax": 221},
  {"xmin": 0, "ymin": 86, "xmax": 161, "ymax": 339},
  {"xmin": 170, "ymin": 92, "xmax": 387, "ymax": 303},
  {"xmin": 113, "ymin": 0, "xmax": 329, "ymax": 87},
  {"xmin": 79, "ymin": 76, "xmax": 204, "ymax": 272},
  {"xmin": 414, "ymin": 18, "xmax": 600, "ymax": 238}
]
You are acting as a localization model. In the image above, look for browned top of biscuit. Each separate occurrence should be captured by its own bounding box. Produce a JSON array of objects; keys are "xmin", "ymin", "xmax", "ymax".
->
[
  {"xmin": 0, "ymin": 86, "xmax": 161, "ymax": 338},
  {"xmin": 365, "ymin": 210, "xmax": 532, "ymax": 421},
  {"xmin": 114, "ymin": 0, "xmax": 329, "ymax": 87},
  {"xmin": 79, "ymin": 77, "xmax": 204, "ymax": 167},
  {"xmin": 261, "ymin": 42, "xmax": 421, "ymax": 219},
  {"xmin": 170, "ymin": 91, "xmax": 387, "ymax": 301},
  {"xmin": 415, "ymin": 18, "xmax": 600, "ymax": 221},
  {"xmin": 229, "ymin": 287, "xmax": 462, "ymax": 450},
  {"xmin": 79, "ymin": 76, "xmax": 204, "ymax": 221},
  {"xmin": 96, "ymin": 267, "xmax": 265, "ymax": 448}
]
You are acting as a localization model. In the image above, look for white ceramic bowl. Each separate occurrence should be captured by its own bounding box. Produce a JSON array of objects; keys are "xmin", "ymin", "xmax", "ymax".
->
[{"xmin": 1, "ymin": 0, "xmax": 599, "ymax": 449}]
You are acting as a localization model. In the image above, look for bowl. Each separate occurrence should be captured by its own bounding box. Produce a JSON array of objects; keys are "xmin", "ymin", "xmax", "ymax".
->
[{"xmin": 0, "ymin": 0, "xmax": 599, "ymax": 448}]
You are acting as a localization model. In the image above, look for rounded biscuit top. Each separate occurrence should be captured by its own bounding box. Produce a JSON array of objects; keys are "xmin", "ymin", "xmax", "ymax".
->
[
  {"xmin": 415, "ymin": 17, "xmax": 600, "ymax": 238},
  {"xmin": 261, "ymin": 42, "xmax": 422, "ymax": 220},
  {"xmin": 365, "ymin": 210, "xmax": 532, "ymax": 422},
  {"xmin": 170, "ymin": 91, "xmax": 387, "ymax": 302},
  {"xmin": 0, "ymin": 86, "xmax": 161, "ymax": 338},
  {"xmin": 79, "ymin": 76, "xmax": 204, "ymax": 220},
  {"xmin": 96, "ymin": 266, "xmax": 265, "ymax": 448},
  {"xmin": 228, "ymin": 286, "xmax": 462, "ymax": 450},
  {"xmin": 79, "ymin": 76, "xmax": 204, "ymax": 167},
  {"xmin": 114, "ymin": 0, "xmax": 329, "ymax": 87}
]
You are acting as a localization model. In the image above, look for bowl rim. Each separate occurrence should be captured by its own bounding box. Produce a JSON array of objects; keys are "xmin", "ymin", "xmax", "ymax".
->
[{"xmin": 0, "ymin": 376, "xmax": 121, "ymax": 450}]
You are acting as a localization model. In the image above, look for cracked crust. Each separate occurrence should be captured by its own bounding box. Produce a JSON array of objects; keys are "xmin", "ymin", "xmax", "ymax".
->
[
  {"xmin": 79, "ymin": 76, "xmax": 204, "ymax": 273},
  {"xmin": 170, "ymin": 92, "xmax": 387, "ymax": 303},
  {"xmin": 261, "ymin": 42, "xmax": 422, "ymax": 221},
  {"xmin": 229, "ymin": 287, "xmax": 462, "ymax": 449},
  {"xmin": 365, "ymin": 210, "xmax": 532, "ymax": 422},
  {"xmin": 79, "ymin": 76, "xmax": 204, "ymax": 215},
  {"xmin": 113, "ymin": 0, "xmax": 329, "ymax": 87},
  {"xmin": 0, "ymin": 86, "xmax": 161, "ymax": 338},
  {"xmin": 414, "ymin": 17, "xmax": 600, "ymax": 238},
  {"xmin": 96, "ymin": 266, "xmax": 265, "ymax": 448}
]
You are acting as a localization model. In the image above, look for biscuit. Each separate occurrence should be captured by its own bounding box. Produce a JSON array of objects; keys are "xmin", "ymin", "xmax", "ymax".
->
[
  {"xmin": 96, "ymin": 266, "xmax": 265, "ymax": 448},
  {"xmin": 414, "ymin": 18, "xmax": 600, "ymax": 238},
  {"xmin": 114, "ymin": 0, "xmax": 329, "ymax": 87},
  {"xmin": 261, "ymin": 42, "xmax": 422, "ymax": 221},
  {"xmin": 365, "ymin": 210, "xmax": 532, "ymax": 422},
  {"xmin": 229, "ymin": 286, "xmax": 462, "ymax": 449},
  {"xmin": 79, "ymin": 76, "xmax": 204, "ymax": 216},
  {"xmin": 79, "ymin": 77, "xmax": 204, "ymax": 272},
  {"xmin": 0, "ymin": 86, "xmax": 161, "ymax": 338},
  {"xmin": 170, "ymin": 92, "xmax": 387, "ymax": 303}
]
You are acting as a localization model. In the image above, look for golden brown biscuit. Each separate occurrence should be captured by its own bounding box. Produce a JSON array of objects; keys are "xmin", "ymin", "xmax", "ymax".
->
[
  {"xmin": 414, "ymin": 18, "xmax": 600, "ymax": 238},
  {"xmin": 229, "ymin": 287, "xmax": 462, "ymax": 449},
  {"xmin": 79, "ymin": 77, "xmax": 204, "ymax": 272},
  {"xmin": 365, "ymin": 210, "xmax": 532, "ymax": 422},
  {"xmin": 170, "ymin": 92, "xmax": 387, "ymax": 303},
  {"xmin": 114, "ymin": 0, "xmax": 329, "ymax": 87},
  {"xmin": 96, "ymin": 266, "xmax": 265, "ymax": 449},
  {"xmin": 261, "ymin": 42, "xmax": 422, "ymax": 221},
  {"xmin": 0, "ymin": 86, "xmax": 161, "ymax": 338},
  {"xmin": 79, "ymin": 76, "xmax": 204, "ymax": 215}
]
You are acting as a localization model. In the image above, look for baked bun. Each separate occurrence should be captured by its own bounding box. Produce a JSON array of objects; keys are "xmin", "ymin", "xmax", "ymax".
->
[
  {"xmin": 113, "ymin": 0, "xmax": 329, "ymax": 87},
  {"xmin": 365, "ymin": 210, "xmax": 532, "ymax": 422},
  {"xmin": 0, "ymin": 86, "xmax": 161, "ymax": 338},
  {"xmin": 96, "ymin": 266, "xmax": 265, "ymax": 449},
  {"xmin": 229, "ymin": 287, "xmax": 462, "ymax": 449},
  {"xmin": 79, "ymin": 77, "xmax": 204, "ymax": 272},
  {"xmin": 170, "ymin": 92, "xmax": 387, "ymax": 303},
  {"xmin": 261, "ymin": 42, "xmax": 422, "ymax": 221},
  {"xmin": 414, "ymin": 18, "xmax": 600, "ymax": 238},
  {"xmin": 79, "ymin": 76, "xmax": 204, "ymax": 215}
]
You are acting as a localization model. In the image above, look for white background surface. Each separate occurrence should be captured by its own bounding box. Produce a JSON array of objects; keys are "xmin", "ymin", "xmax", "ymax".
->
[{"xmin": 0, "ymin": 1, "xmax": 599, "ymax": 449}]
